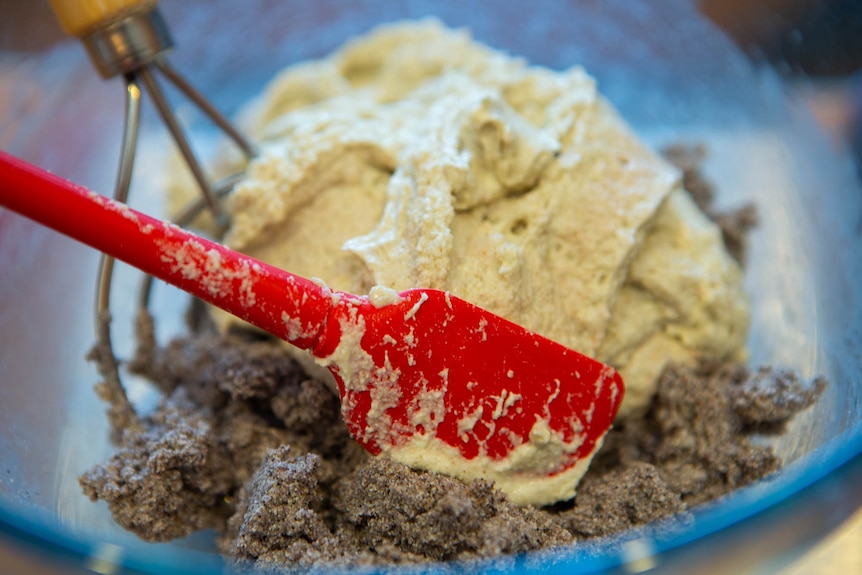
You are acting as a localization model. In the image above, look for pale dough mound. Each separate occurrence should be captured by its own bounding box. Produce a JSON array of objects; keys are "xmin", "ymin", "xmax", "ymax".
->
[{"xmin": 193, "ymin": 20, "xmax": 748, "ymax": 418}]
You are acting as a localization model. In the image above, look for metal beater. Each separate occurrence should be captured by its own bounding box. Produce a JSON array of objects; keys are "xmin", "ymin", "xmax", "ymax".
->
[{"xmin": 48, "ymin": 0, "xmax": 257, "ymax": 430}]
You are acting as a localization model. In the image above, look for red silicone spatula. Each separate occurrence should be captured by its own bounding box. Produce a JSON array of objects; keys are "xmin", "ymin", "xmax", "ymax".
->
[{"xmin": 0, "ymin": 151, "xmax": 624, "ymax": 505}]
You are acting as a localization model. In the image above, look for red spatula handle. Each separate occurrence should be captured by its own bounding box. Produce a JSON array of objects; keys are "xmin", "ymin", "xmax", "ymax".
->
[{"xmin": 0, "ymin": 151, "xmax": 332, "ymax": 350}]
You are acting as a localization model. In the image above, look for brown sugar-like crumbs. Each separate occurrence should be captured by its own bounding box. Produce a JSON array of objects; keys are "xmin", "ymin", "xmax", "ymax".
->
[
  {"xmin": 596, "ymin": 362, "xmax": 788, "ymax": 507},
  {"xmin": 87, "ymin": 310, "xmax": 143, "ymax": 440},
  {"xmin": 225, "ymin": 447, "xmax": 575, "ymax": 573},
  {"xmin": 662, "ymin": 143, "xmax": 759, "ymax": 265},
  {"xmin": 552, "ymin": 462, "xmax": 688, "ymax": 539},
  {"xmin": 663, "ymin": 143, "xmax": 714, "ymax": 208},
  {"xmin": 80, "ymin": 330, "xmax": 361, "ymax": 544},
  {"xmin": 225, "ymin": 447, "xmax": 346, "ymax": 570},
  {"xmin": 333, "ymin": 458, "xmax": 573, "ymax": 563},
  {"xmin": 79, "ymin": 392, "xmax": 234, "ymax": 541},
  {"xmin": 79, "ymin": 328, "xmax": 824, "ymax": 571},
  {"xmin": 731, "ymin": 366, "xmax": 826, "ymax": 429}
]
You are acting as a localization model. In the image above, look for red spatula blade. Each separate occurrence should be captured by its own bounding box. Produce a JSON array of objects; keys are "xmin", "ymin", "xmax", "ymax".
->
[{"xmin": 313, "ymin": 289, "xmax": 624, "ymax": 505}]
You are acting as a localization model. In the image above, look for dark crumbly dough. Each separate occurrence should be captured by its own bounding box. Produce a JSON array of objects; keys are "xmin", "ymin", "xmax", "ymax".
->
[
  {"xmin": 88, "ymin": 310, "xmax": 142, "ymax": 440},
  {"xmin": 332, "ymin": 458, "xmax": 573, "ymax": 563},
  {"xmin": 79, "ymin": 145, "xmax": 823, "ymax": 570},
  {"xmin": 81, "ymin": 327, "xmax": 361, "ymax": 543},
  {"xmin": 731, "ymin": 366, "xmax": 826, "ymax": 430},
  {"xmin": 80, "ymin": 391, "xmax": 235, "ymax": 541},
  {"xmin": 80, "ymin": 329, "xmax": 823, "ymax": 571},
  {"xmin": 662, "ymin": 143, "xmax": 759, "ymax": 265},
  {"xmin": 224, "ymin": 449, "xmax": 574, "ymax": 572},
  {"xmin": 551, "ymin": 462, "xmax": 688, "ymax": 539},
  {"xmin": 225, "ymin": 447, "xmax": 348, "ymax": 570},
  {"xmin": 590, "ymin": 362, "xmax": 803, "ymax": 508}
]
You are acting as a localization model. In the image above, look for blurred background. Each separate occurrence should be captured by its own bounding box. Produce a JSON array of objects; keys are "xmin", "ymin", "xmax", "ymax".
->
[
  {"xmin": 701, "ymin": 0, "xmax": 862, "ymax": 170},
  {"xmin": 1, "ymin": 0, "xmax": 860, "ymax": 166}
]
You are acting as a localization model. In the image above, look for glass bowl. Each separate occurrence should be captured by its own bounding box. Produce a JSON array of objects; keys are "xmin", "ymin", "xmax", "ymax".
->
[{"xmin": 1, "ymin": 1, "xmax": 860, "ymax": 573}]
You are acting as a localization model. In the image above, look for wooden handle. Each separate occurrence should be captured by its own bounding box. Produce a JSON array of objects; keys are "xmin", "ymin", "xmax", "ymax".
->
[{"xmin": 48, "ymin": 0, "xmax": 158, "ymax": 37}]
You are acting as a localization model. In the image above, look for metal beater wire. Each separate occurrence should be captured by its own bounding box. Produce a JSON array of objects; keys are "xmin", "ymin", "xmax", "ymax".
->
[
  {"xmin": 95, "ymin": 61, "xmax": 257, "ymax": 424},
  {"xmin": 153, "ymin": 58, "xmax": 259, "ymax": 159},
  {"xmin": 97, "ymin": 77, "xmax": 142, "ymax": 321},
  {"xmin": 134, "ymin": 61, "xmax": 259, "ymax": 312},
  {"xmin": 137, "ymin": 65, "xmax": 222, "ymax": 216},
  {"xmin": 95, "ymin": 75, "xmax": 143, "ymax": 428}
]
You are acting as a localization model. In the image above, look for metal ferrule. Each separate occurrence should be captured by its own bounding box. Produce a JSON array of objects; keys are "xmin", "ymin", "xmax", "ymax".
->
[{"xmin": 81, "ymin": 7, "xmax": 174, "ymax": 79}]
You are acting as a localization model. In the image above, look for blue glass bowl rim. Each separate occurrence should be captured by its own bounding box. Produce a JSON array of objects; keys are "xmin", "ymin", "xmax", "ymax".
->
[{"xmin": 1, "ymin": 422, "xmax": 860, "ymax": 574}]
